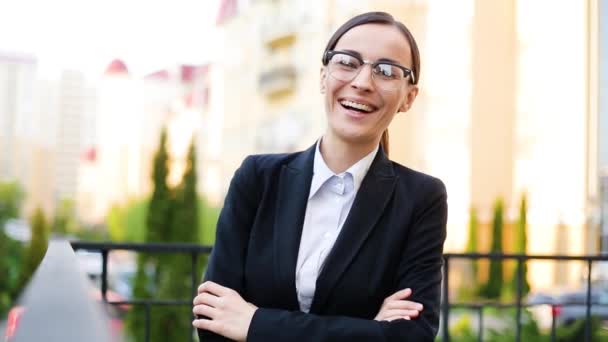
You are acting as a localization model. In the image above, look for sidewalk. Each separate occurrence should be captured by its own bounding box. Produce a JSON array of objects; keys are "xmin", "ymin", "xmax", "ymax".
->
[{"xmin": 0, "ymin": 319, "xmax": 6, "ymax": 338}]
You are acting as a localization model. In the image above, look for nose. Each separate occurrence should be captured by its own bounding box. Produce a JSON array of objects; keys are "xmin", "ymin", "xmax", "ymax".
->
[{"xmin": 349, "ymin": 64, "xmax": 374, "ymax": 92}]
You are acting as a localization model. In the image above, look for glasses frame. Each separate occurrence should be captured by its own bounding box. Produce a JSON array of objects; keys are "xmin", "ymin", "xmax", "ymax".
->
[{"xmin": 324, "ymin": 50, "xmax": 416, "ymax": 87}]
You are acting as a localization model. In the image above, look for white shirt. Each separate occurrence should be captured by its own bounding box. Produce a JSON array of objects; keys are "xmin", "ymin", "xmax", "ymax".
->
[{"xmin": 295, "ymin": 140, "xmax": 379, "ymax": 312}]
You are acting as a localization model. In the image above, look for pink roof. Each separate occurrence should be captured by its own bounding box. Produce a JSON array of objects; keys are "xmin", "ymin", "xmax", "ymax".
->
[{"xmin": 104, "ymin": 59, "xmax": 129, "ymax": 75}]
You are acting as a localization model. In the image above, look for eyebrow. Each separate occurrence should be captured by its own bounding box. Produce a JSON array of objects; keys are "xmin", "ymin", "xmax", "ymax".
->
[{"xmin": 340, "ymin": 49, "xmax": 403, "ymax": 66}]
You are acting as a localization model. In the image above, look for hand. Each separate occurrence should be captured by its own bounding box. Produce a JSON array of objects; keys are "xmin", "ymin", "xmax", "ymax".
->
[
  {"xmin": 192, "ymin": 281, "xmax": 258, "ymax": 342},
  {"xmin": 374, "ymin": 288, "xmax": 423, "ymax": 322}
]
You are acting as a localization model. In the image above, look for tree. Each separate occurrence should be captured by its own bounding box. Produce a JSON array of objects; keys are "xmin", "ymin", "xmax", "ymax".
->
[
  {"xmin": 0, "ymin": 181, "xmax": 24, "ymax": 224},
  {"xmin": 128, "ymin": 128, "xmax": 172, "ymax": 342},
  {"xmin": 0, "ymin": 181, "xmax": 25, "ymax": 316},
  {"xmin": 52, "ymin": 198, "xmax": 80, "ymax": 235},
  {"xmin": 16, "ymin": 207, "xmax": 50, "ymax": 294},
  {"xmin": 146, "ymin": 128, "xmax": 172, "ymax": 244},
  {"xmin": 510, "ymin": 193, "xmax": 530, "ymax": 296},
  {"xmin": 481, "ymin": 198, "xmax": 504, "ymax": 299},
  {"xmin": 153, "ymin": 139, "xmax": 201, "ymax": 341},
  {"xmin": 466, "ymin": 207, "xmax": 479, "ymax": 280}
]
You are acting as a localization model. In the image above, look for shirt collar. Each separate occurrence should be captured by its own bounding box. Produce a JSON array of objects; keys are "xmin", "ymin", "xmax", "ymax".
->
[{"xmin": 309, "ymin": 139, "xmax": 379, "ymax": 199}]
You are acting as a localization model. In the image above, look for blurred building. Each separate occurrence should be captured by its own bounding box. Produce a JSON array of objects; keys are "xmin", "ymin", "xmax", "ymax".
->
[
  {"xmin": 599, "ymin": 0, "xmax": 608, "ymax": 253},
  {"xmin": 0, "ymin": 51, "xmax": 58, "ymax": 216},
  {"xmin": 76, "ymin": 60, "xmax": 210, "ymax": 223},
  {"xmin": 211, "ymin": 0, "xmax": 601, "ymax": 290}
]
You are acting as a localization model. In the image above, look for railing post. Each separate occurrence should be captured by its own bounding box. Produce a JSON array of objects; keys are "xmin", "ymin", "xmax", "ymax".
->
[
  {"xmin": 550, "ymin": 304, "xmax": 556, "ymax": 342},
  {"xmin": 441, "ymin": 256, "xmax": 450, "ymax": 342},
  {"xmin": 101, "ymin": 249, "xmax": 108, "ymax": 302},
  {"xmin": 477, "ymin": 306, "xmax": 483, "ymax": 342},
  {"xmin": 190, "ymin": 252, "xmax": 198, "ymax": 342},
  {"xmin": 585, "ymin": 259, "xmax": 592, "ymax": 342},
  {"xmin": 515, "ymin": 255, "xmax": 523, "ymax": 342},
  {"xmin": 145, "ymin": 302, "xmax": 151, "ymax": 342}
]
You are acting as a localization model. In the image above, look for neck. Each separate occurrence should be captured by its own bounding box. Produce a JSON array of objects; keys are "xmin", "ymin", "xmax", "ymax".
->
[{"xmin": 319, "ymin": 133, "xmax": 379, "ymax": 174}]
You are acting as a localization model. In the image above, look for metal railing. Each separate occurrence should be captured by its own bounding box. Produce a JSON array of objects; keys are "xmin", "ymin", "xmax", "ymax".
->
[
  {"xmin": 70, "ymin": 241, "xmax": 212, "ymax": 342},
  {"xmin": 441, "ymin": 253, "xmax": 608, "ymax": 342},
  {"xmin": 70, "ymin": 242, "xmax": 608, "ymax": 342}
]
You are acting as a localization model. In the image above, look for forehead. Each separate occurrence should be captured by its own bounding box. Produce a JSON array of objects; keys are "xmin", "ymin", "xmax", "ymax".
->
[{"xmin": 334, "ymin": 23, "xmax": 412, "ymax": 67}]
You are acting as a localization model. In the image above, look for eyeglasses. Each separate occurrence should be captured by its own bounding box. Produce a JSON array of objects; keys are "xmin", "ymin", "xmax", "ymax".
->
[{"xmin": 324, "ymin": 50, "xmax": 415, "ymax": 91}]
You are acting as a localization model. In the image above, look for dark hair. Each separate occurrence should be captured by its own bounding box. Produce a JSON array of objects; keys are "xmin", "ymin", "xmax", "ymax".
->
[{"xmin": 322, "ymin": 12, "xmax": 421, "ymax": 156}]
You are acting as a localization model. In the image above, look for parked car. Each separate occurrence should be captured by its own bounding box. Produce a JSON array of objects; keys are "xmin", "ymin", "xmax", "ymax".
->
[{"xmin": 526, "ymin": 286, "xmax": 608, "ymax": 327}]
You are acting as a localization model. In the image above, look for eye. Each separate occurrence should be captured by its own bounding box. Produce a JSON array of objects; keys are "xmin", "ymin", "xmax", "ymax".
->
[
  {"xmin": 334, "ymin": 54, "xmax": 360, "ymax": 69},
  {"xmin": 374, "ymin": 64, "xmax": 400, "ymax": 79}
]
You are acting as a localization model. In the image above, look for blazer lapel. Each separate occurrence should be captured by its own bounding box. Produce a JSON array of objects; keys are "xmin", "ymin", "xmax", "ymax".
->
[
  {"xmin": 273, "ymin": 144, "xmax": 315, "ymax": 310},
  {"xmin": 310, "ymin": 149, "xmax": 396, "ymax": 313}
]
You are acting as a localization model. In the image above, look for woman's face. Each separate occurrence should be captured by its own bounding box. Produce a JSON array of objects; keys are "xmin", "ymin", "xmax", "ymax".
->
[{"xmin": 321, "ymin": 23, "xmax": 418, "ymax": 146}]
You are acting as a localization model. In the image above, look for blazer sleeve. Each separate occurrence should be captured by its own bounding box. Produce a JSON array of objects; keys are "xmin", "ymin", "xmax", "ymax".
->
[
  {"xmin": 198, "ymin": 156, "xmax": 260, "ymax": 342},
  {"xmin": 246, "ymin": 177, "xmax": 448, "ymax": 342}
]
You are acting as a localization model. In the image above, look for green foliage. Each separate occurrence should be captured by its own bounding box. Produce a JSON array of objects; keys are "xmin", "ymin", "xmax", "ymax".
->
[
  {"xmin": 449, "ymin": 314, "xmax": 478, "ymax": 342},
  {"xmin": 151, "ymin": 140, "xmax": 201, "ymax": 341},
  {"xmin": 51, "ymin": 198, "xmax": 80, "ymax": 235},
  {"xmin": 16, "ymin": 207, "xmax": 50, "ymax": 295},
  {"xmin": 147, "ymin": 128, "xmax": 172, "ymax": 244},
  {"xmin": 461, "ymin": 207, "xmax": 479, "ymax": 299},
  {"xmin": 126, "ymin": 131, "xmax": 216, "ymax": 341},
  {"xmin": 440, "ymin": 309, "xmax": 608, "ymax": 342},
  {"xmin": 0, "ymin": 181, "xmax": 24, "ymax": 223},
  {"xmin": 128, "ymin": 128, "xmax": 172, "ymax": 342},
  {"xmin": 510, "ymin": 193, "xmax": 530, "ymax": 297},
  {"xmin": 107, "ymin": 199, "xmax": 149, "ymax": 242},
  {"xmin": 0, "ymin": 233, "xmax": 24, "ymax": 316},
  {"xmin": 0, "ymin": 180, "xmax": 25, "ymax": 315},
  {"xmin": 198, "ymin": 197, "xmax": 220, "ymax": 246},
  {"xmin": 554, "ymin": 317, "xmax": 606, "ymax": 342},
  {"xmin": 480, "ymin": 198, "xmax": 504, "ymax": 299}
]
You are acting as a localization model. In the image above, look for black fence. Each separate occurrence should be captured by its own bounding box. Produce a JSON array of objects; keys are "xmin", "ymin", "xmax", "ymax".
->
[
  {"xmin": 70, "ymin": 242, "xmax": 608, "ymax": 342},
  {"xmin": 71, "ymin": 241, "xmax": 212, "ymax": 342},
  {"xmin": 442, "ymin": 253, "xmax": 608, "ymax": 342}
]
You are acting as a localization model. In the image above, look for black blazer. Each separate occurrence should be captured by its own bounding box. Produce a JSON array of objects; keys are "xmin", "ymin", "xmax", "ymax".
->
[{"xmin": 198, "ymin": 144, "xmax": 447, "ymax": 342}]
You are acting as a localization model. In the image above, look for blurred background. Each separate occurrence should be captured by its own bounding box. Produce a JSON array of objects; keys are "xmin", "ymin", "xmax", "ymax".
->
[{"xmin": 1, "ymin": 0, "xmax": 608, "ymax": 340}]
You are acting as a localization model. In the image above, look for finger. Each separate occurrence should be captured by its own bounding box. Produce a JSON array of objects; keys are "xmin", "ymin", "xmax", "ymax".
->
[
  {"xmin": 387, "ymin": 288, "xmax": 412, "ymax": 301},
  {"xmin": 383, "ymin": 315, "xmax": 411, "ymax": 322},
  {"xmin": 193, "ymin": 292, "xmax": 221, "ymax": 307},
  {"xmin": 198, "ymin": 281, "xmax": 233, "ymax": 297},
  {"xmin": 382, "ymin": 309, "xmax": 420, "ymax": 318},
  {"xmin": 192, "ymin": 304, "xmax": 219, "ymax": 318},
  {"xmin": 192, "ymin": 318, "xmax": 224, "ymax": 334},
  {"xmin": 386, "ymin": 300, "xmax": 423, "ymax": 311}
]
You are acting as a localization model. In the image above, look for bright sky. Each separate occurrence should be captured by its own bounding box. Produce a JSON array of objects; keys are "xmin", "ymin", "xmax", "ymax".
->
[{"xmin": 0, "ymin": 0, "xmax": 221, "ymax": 78}]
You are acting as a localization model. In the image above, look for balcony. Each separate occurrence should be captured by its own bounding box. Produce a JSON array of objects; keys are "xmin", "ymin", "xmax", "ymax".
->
[
  {"xmin": 258, "ymin": 65, "xmax": 297, "ymax": 99},
  {"xmin": 261, "ymin": 15, "xmax": 297, "ymax": 50}
]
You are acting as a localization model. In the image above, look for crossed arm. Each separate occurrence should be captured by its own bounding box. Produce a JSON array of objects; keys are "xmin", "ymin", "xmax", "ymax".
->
[
  {"xmin": 192, "ymin": 282, "xmax": 423, "ymax": 341},
  {"xmin": 193, "ymin": 157, "xmax": 447, "ymax": 341}
]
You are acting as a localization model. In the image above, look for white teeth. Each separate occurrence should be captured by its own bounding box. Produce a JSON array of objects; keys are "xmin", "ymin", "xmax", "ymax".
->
[{"xmin": 340, "ymin": 100, "xmax": 373, "ymax": 112}]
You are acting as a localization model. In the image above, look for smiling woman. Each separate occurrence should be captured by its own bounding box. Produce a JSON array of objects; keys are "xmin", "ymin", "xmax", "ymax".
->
[{"xmin": 193, "ymin": 11, "xmax": 447, "ymax": 342}]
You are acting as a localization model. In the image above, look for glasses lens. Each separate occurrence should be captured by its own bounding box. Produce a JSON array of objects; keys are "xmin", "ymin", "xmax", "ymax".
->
[
  {"xmin": 328, "ymin": 53, "xmax": 361, "ymax": 82},
  {"xmin": 372, "ymin": 64, "xmax": 405, "ymax": 90}
]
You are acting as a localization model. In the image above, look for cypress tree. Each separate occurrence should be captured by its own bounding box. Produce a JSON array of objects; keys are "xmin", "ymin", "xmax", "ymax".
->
[
  {"xmin": 128, "ymin": 128, "xmax": 172, "ymax": 341},
  {"xmin": 466, "ymin": 207, "xmax": 479, "ymax": 281},
  {"xmin": 153, "ymin": 139, "xmax": 200, "ymax": 341},
  {"xmin": 511, "ymin": 193, "xmax": 530, "ymax": 296},
  {"xmin": 482, "ymin": 198, "xmax": 504, "ymax": 299},
  {"xmin": 147, "ymin": 128, "xmax": 172, "ymax": 244},
  {"xmin": 16, "ymin": 207, "xmax": 50, "ymax": 293},
  {"xmin": 0, "ymin": 181, "xmax": 24, "ymax": 315}
]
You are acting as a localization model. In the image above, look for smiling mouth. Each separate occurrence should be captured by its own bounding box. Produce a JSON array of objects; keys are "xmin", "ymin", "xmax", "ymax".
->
[{"xmin": 339, "ymin": 100, "xmax": 375, "ymax": 113}]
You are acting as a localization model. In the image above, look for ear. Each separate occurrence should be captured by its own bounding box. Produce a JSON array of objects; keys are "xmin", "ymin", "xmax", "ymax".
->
[
  {"xmin": 398, "ymin": 85, "xmax": 419, "ymax": 112},
  {"xmin": 320, "ymin": 67, "xmax": 327, "ymax": 94}
]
